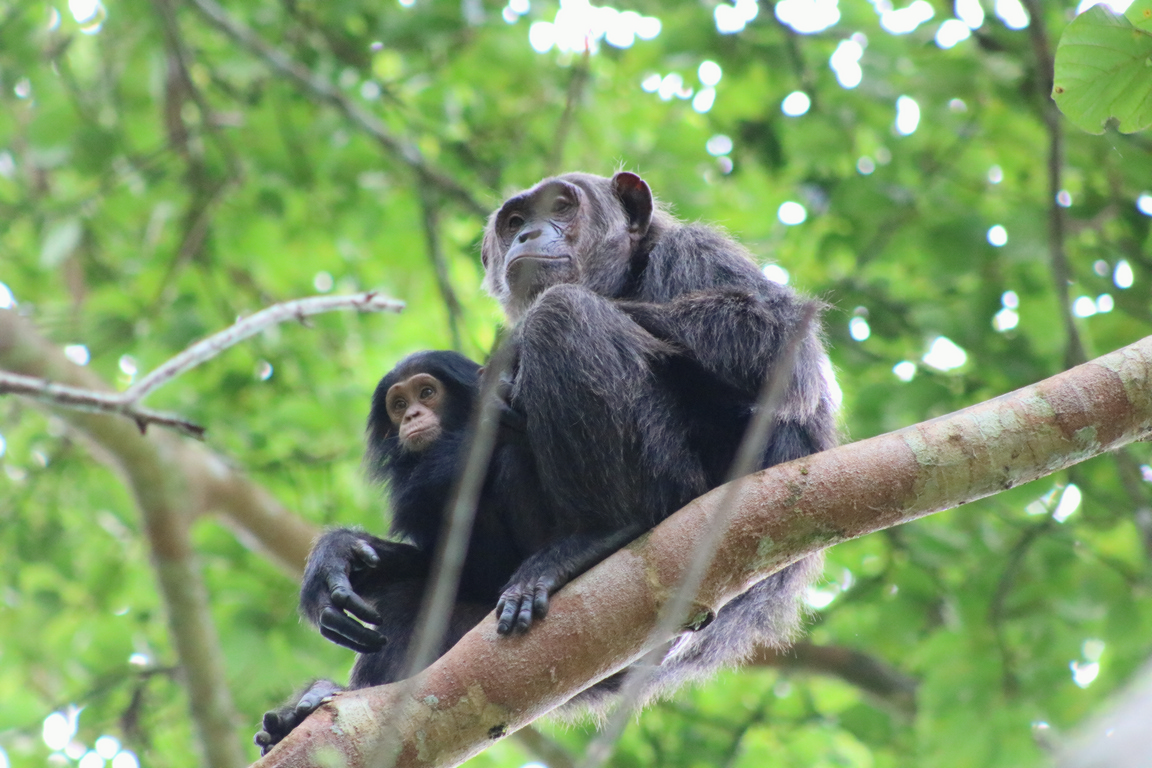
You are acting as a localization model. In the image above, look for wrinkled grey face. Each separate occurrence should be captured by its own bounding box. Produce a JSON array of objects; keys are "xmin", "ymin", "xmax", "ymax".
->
[
  {"xmin": 480, "ymin": 172, "xmax": 655, "ymax": 323},
  {"xmin": 482, "ymin": 179, "xmax": 584, "ymax": 320}
]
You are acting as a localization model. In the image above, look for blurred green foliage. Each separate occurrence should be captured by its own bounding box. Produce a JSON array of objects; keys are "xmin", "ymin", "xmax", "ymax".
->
[{"xmin": 1, "ymin": 0, "xmax": 1151, "ymax": 767}]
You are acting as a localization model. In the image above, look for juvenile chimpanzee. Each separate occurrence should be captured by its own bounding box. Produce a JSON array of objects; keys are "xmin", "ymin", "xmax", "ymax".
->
[
  {"xmin": 255, "ymin": 350, "xmax": 549, "ymax": 755},
  {"xmin": 480, "ymin": 171, "xmax": 837, "ymax": 695}
]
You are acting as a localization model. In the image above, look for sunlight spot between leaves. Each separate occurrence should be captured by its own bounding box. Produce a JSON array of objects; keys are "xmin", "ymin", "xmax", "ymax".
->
[
  {"xmin": 1114, "ymin": 260, "xmax": 1134, "ymax": 289},
  {"xmin": 777, "ymin": 201, "xmax": 807, "ymax": 225},
  {"xmin": 993, "ymin": 308, "xmax": 1018, "ymax": 332},
  {"xmin": 857, "ymin": 156, "xmax": 875, "ymax": 174},
  {"xmin": 877, "ymin": 0, "xmax": 934, "ymax": 35},
  {"xmin": 1073, "ymin": 296, "xmax": 1098, "ymax": 317},
  {"xmin": 529, "ymin": 1, "xmax": 660, "ymax": 54},
  {"xmin": 706, "ymin": 135, "xmax": 733, "ymax": 156},
  {"xmin": 849, "ymin": 316, "xmax": 870, "ymax": 341},
  {"xmin": 1002, "ymin": 290, "xmax": 1019, "ymax": 309},
  {"xmin": 43, "ymin": 710, "xmax": 78, "ymax": 752},
  {"xmin": 0, "ymin": 434, "xmax": 6, "ymax": 458},
  {"xmin": 715, "ymin": 0, "xmax": 759, "ymax": 34},
  {"xmin": 257, "ymin": 361, "xmax": 274, "ymax": 381},
  {"xmin": 698, "ymin": 60, "xmax": 722, "ymax": 86},
  {"xmin": 922, "ymin": 336, "xmax": 967, "ymax": 371},
  {"xmin": 111, "ymin": 753, "xmax": 139, "ymax": 768},
  {"xmin": 830, "ymin": 38, "xmax": 864, "ymax": 88},
  {"xmin": 935, "ymin": 18, "xmax": 971, "ymax": 48},
  {"xmin": 1137, "ymin": 193, "xmax": 1152, "ymax": 217},
  {"xmin": 895, "ymin": 95, "xmax": 920, "ymax": 135},
  {"xmin": 782, "ymin": 91, "xmax": 811, "ymax": 116},
  {"xmin": 1071, "ymin": 660, "xmax": 1099, "ymax": 688},
  {"xmin": 1053, "ymin": 483, "xmax": 1081, "ymax": 523},
  {"xmin": 64, "ymin": 344, "xmax": 90, "ymax": 366},
  {"xmin": 0, "ymin": 282, "xmax": 15, "ymax": 309},
  {"xmin": 956, "ymin": 0, "xmax": 985, "ymax": 28},
  {"xmin": 692, "ymin": 88, "xmax": 716, "ymax": 113},
  {"xmin": 775, "ymin": 0, "xmax": 840, "ymax": 34},
  {"xmin": 1075, "ymin": 0, "xmax": 1134, "ymax": 15},
  {"xmin": 988, "ymin": 164, "xmax": 1003, "ymax": 183},
  {"xmin": 762, "ymin": 264, "xmax": 790, "ymax": 284},
  {"xmin": 994, "ymin": 0, "xmax": 1029, "ymax": 29},
  {"xmin": 987, "ymin": 224, "xmax": 1007, "ymax": 246},
  {"xmin": 893, "ymin": 361, "xmax": 916, "ymax": 381},
  {"xmin": 805, "ymin": 586, "xmax": 837, "ymax": 608}
]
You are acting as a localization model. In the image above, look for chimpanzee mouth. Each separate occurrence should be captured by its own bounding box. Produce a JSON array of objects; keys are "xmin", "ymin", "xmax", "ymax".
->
[{"xmin": 508, "ymin": 253, "xmax": 569, "ymax": 265}]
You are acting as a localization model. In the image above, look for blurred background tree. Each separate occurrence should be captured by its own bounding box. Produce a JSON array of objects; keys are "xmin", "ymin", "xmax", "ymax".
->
[{"xmin": 1, "ymin": 0, "xmax": 1150, "ymax": 766}]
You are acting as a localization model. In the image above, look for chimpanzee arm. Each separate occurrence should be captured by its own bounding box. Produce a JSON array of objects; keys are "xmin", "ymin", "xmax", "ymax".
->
[
  {"xmin": 617, "ymin": 288, "xmax": 827, "ymax": 406},
  {"xmin": 495, "ymin": 525, "xmax": 647, "ymax": 634},
  {"xmin": 300, "ymin": 528, "xmax": 430, "ymax": 653}
]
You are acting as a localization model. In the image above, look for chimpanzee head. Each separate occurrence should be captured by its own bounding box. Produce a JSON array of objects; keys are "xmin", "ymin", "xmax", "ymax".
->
[{"xmin": 481, "ymin": 172, "xmax": 655, "ymax": 322}]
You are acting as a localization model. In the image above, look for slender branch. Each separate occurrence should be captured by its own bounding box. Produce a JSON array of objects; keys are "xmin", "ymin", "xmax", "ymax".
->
[
  {"xmin": 0, "ymin": 371, "xmax": 205, "ymax": 437},
  {"xmin": 125, "ymin": 291, "xmax": 403, "ymax": 402},
  {"xmin": 1020, "ymin": 0, "xmax": 1086, "ymax": 367},
  {"xmin": 183, "ymin": 0, "xmax": 489, "ymax": 218},
  {"xmin": 750, "ymin": 643, "xmax": 917, "ymax": 716},
  {"xmin": 417, "ymin": 187, "xmax": 464, "ymax": 350},
  {"xmin": 547, "ymin": 52, "xmax": 590, "ymax": 177},
  {"xmin": 1, "ymin": 293, "xmax": 402, "ymax": 435},
  {"xmin": 511, "ymin": 727, "xmax": 576, "ymax": 768}
]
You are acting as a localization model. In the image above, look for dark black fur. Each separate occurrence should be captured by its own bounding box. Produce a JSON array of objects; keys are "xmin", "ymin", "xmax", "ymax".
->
[
  {"xmin": 255, "ymin": 351, "xmax": 548, "ymax": 755},
  {"xmin": 481, "ymin": 171, "xmax": 838, "ymax": 706}
]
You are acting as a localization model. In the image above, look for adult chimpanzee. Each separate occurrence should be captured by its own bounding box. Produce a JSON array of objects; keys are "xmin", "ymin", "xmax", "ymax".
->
[
  {"xmin": 255, "ymin": 350, "xmax": 550, "ymax": 755},
  {"xmin": 480, "ymin": 171, "xmax": 837, "ymax": 693}
]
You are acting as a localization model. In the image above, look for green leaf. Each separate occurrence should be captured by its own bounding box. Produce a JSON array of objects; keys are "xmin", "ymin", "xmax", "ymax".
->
[{"xmin": 1052, "ymin": 2, "xmax": 1152, "ymax": 134}]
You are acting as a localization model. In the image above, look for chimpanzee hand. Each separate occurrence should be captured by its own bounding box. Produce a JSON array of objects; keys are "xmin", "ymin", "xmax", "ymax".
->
[
  {"xmin": 299, "ymin": 530, "xmax": 426, "ymax": 654},
  {"xmin": 495, "ymin": 558, "xmax": 561, "ymax": 635},
  {"xmin": 495, "ymin": 526, "xmax": 646, "ymax": 635},
  {"xmin": 254, "ymin": 678, "xmax": 344, "ymax": 756}
]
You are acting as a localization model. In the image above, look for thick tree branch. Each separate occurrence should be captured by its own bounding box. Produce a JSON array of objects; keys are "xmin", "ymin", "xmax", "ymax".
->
[{"xmin": 253, "ymin": 336, "xmax": 1152, "ymax": 768}]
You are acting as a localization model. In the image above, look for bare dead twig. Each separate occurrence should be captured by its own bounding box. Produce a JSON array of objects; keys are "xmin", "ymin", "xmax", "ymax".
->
[{"xmin": 0, "ymin": 292, "xmax": 403, "ymax": 436}]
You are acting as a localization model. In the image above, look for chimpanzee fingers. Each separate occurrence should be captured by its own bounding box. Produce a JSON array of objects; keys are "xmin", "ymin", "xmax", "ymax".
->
[
  {"xmin": 496, "ymin": 591, "xmax": 525, "ymax": 635},
  {"xmin": 328, "ymin": 582, "xmax": 382, "ymax": 625},
  {"xmin": 350, "ymin": 539, "xmax": 380, "ymax": 570},
  {"xmin": 496, "ymin": 580, "xmax": 553, "ymax": 634},
  {"xmin": 319, "ymin": 606, "xmax": 387, "ymax": 653},
  {"xmin": 532, "ymin": 582, "xmax": 550, "ymax": 620}
]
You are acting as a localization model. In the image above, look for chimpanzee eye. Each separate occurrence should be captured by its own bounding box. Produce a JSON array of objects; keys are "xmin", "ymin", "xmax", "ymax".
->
[
  {"xmin": 420, "ymin": 386, "xmax": 435, "ymax": 400},
  {"xmin": 553, "ymin": 196, "xmax": 572, "ymax": 212},
  {"xmin": 507, "ymin": 213, "xmax": 525, "ymax": 232},
  {"xmin": 391, "ymin": 398, "xmax": 406, "ymax": 412}
]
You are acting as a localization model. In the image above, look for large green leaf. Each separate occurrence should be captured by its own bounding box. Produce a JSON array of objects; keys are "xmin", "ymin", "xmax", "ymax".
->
[{"xmin": 1053, "ymin": 0, "xmax": 1152, "ymax": 134}]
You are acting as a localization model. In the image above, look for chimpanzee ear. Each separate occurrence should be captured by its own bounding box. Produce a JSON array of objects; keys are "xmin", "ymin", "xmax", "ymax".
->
[{"xmin": 612, "ymin": 172, "xmax": 653, "ymax": 235}]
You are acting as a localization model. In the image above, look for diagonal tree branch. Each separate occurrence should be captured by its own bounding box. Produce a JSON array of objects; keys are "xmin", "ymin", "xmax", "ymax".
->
[
  {"xmin": 184, "ymin": 0, "xmax": 489, "ymax": 218},
  {"xmin": 252, "ymin": 335, "xmax": 1152, "ymax": 768}
]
